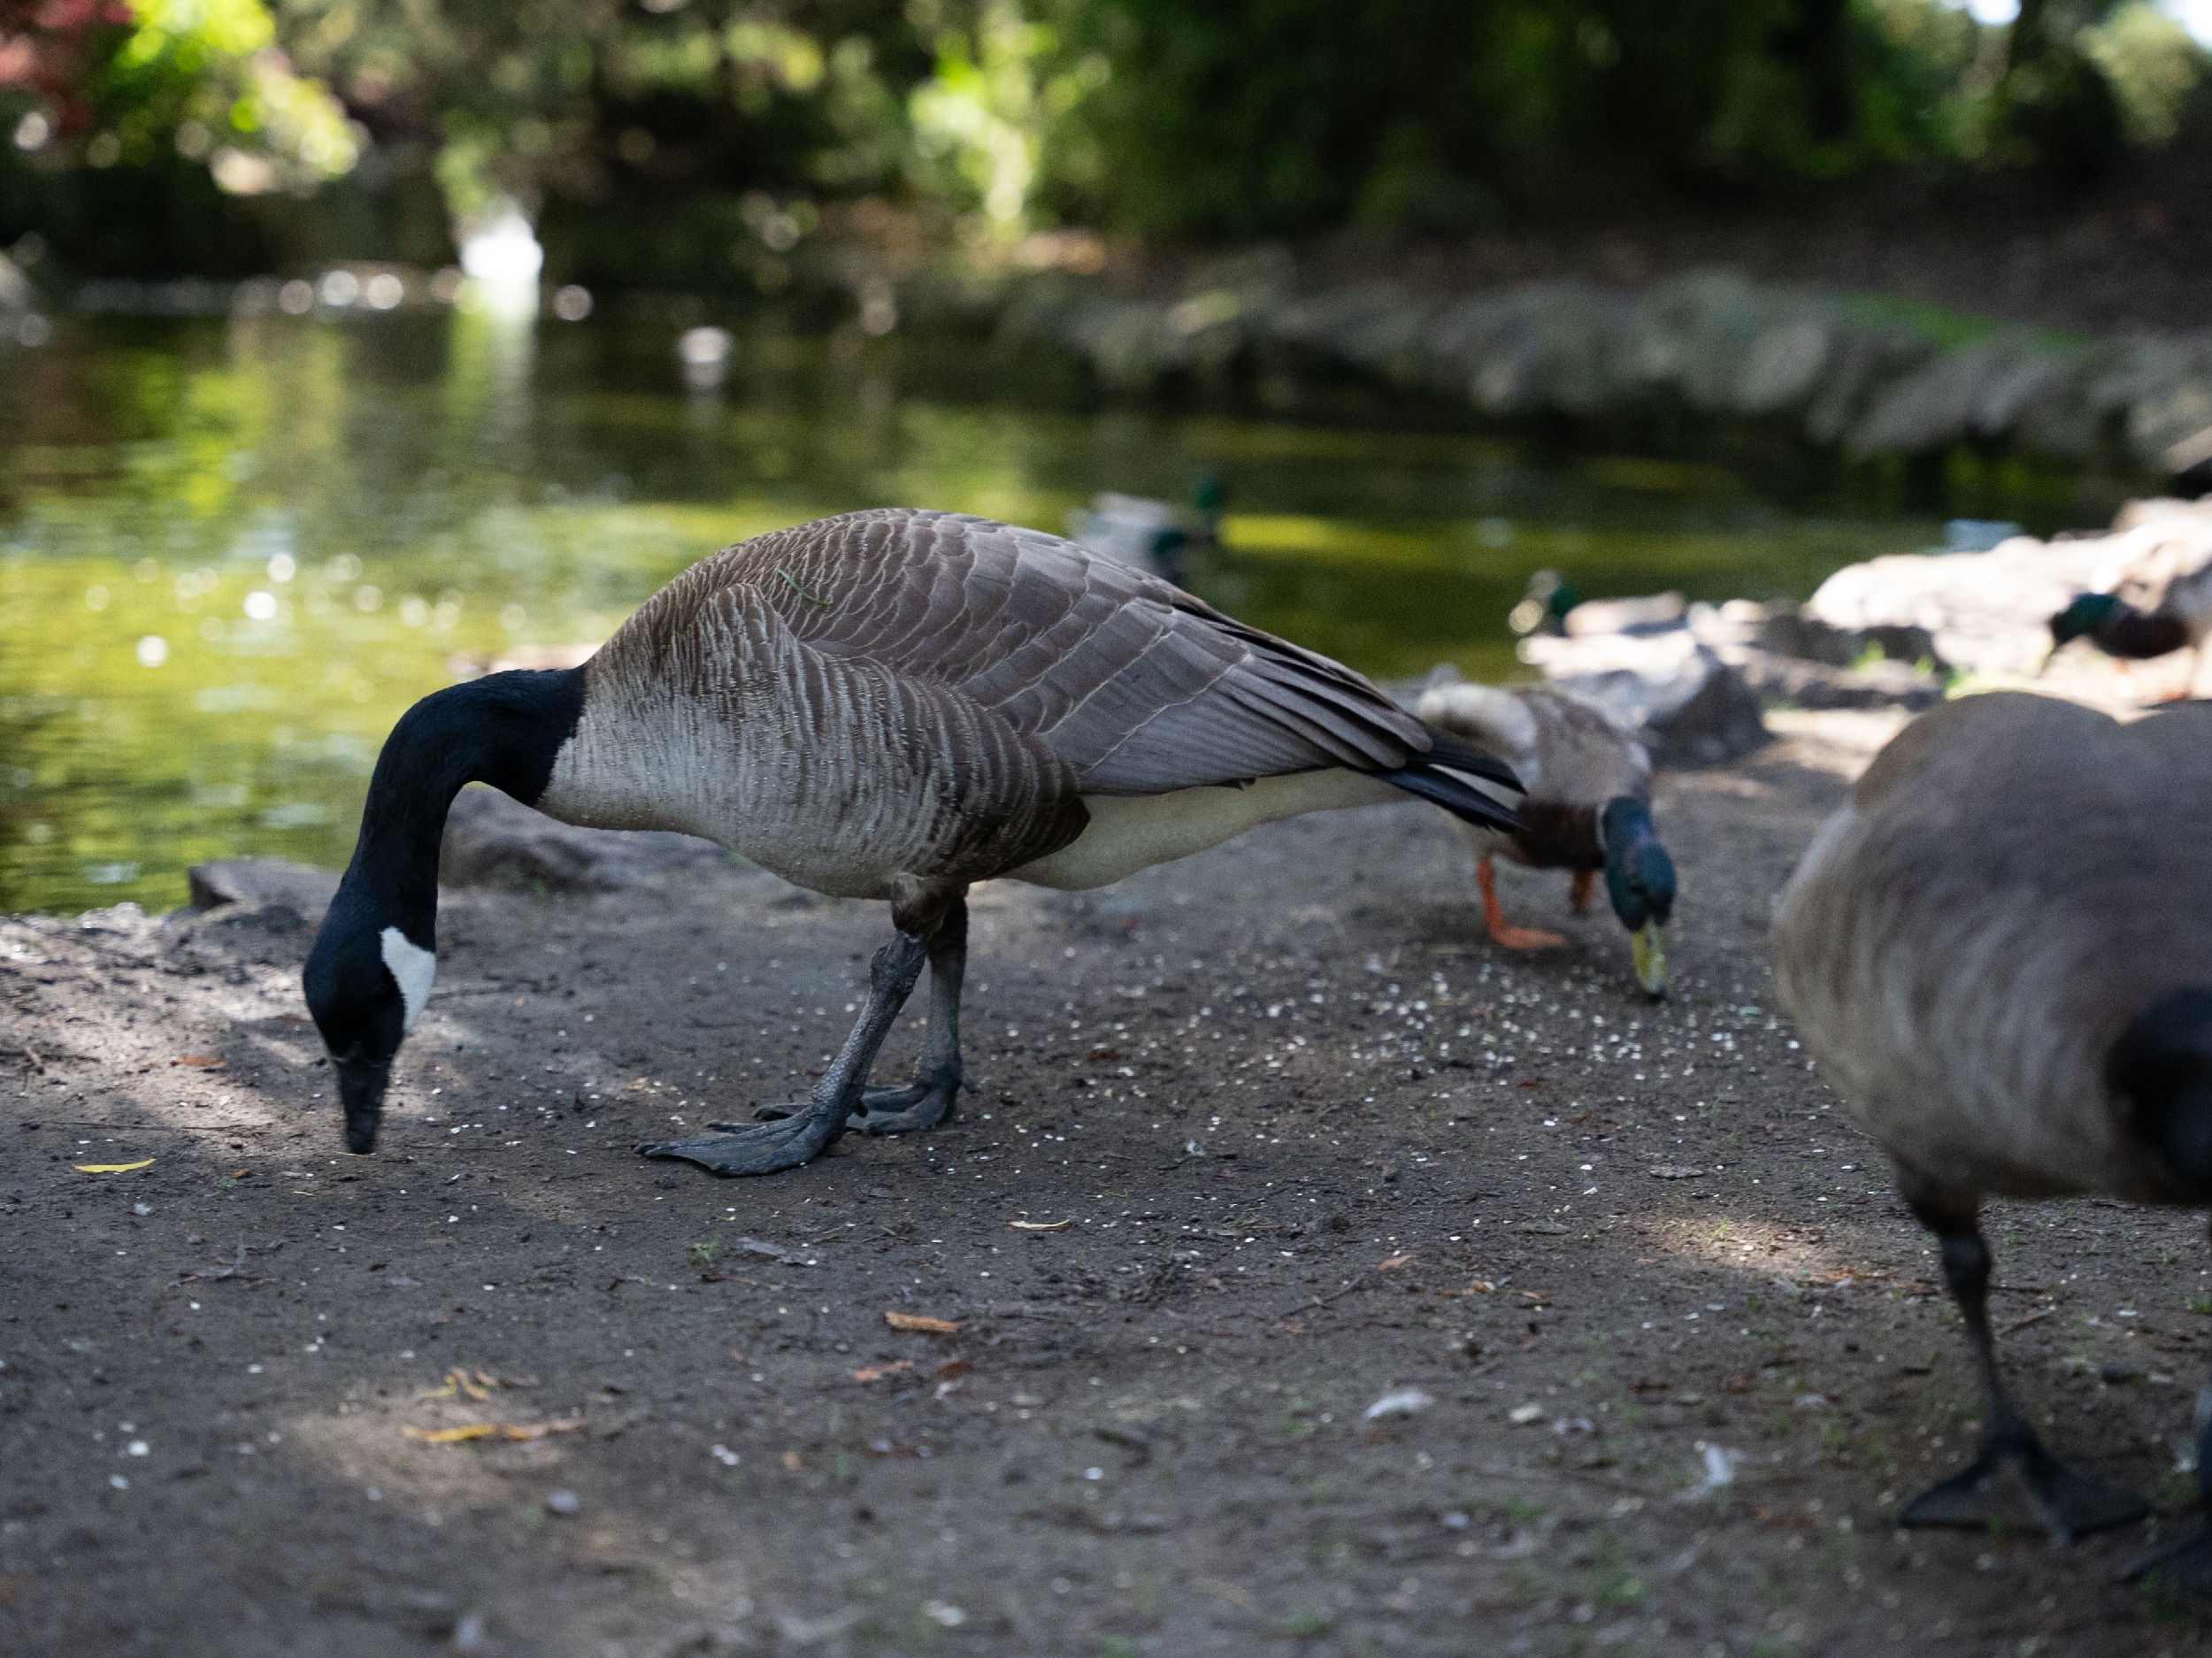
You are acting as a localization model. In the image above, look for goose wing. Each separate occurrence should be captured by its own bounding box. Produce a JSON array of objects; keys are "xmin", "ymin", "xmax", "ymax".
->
[{"xmin": 687, "ymin": 509, "xmax": 1517, "ymax": 799}]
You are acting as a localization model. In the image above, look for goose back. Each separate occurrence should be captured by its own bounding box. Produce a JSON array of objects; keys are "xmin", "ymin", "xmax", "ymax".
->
[
  {"xmin": 540, "ymin": 510, "xmax": 1455, "ymax": 897},
  {"xmin": 1773, "ymin": 691, "xmax": 2212, "ymax": 1202}
]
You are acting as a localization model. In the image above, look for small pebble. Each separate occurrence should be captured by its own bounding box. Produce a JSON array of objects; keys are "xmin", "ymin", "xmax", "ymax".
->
[{"xmin": 546, "ymin": 1489, "xmax": 580, "ymax": 1515}]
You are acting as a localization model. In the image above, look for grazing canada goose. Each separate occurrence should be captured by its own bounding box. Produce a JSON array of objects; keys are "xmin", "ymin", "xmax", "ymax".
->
[
  {"xmin": 2049, "ymin": 528, "xmax": 2212, "ymax": 694},
  {"xmin": 305, "ymin": 509, "xmax": 1521, "ymax": 1177},
  {"xmin": 1773, "ymin": 690, "xmax": 2212, "ymax": 1579},
  {"xmin": 1416, "ymin": 680, "xmax": 1674, "ymax": 997}
]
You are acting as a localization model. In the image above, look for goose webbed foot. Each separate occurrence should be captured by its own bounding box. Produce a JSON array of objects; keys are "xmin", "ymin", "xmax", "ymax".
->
[
  {"xmin": 637, "ymin": 933, "xmax": 929, "ymax": 1178},
  {"xmin": 640, "ymin": 1110, "xmax": 846, "ymax": 1177},
  {"xmin": 1899, "ymin": 1425, "xmax": 2147, "ymax": 1543},
  {"xmin": 749, "ymin": 1064, "xmax": 965, "ymax": 1135}
]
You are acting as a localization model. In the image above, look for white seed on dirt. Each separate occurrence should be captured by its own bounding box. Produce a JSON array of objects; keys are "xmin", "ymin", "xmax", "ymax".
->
[{"xmin": 1365, "ymin": 1388, "xmax": 1435, "ymax": 1421}]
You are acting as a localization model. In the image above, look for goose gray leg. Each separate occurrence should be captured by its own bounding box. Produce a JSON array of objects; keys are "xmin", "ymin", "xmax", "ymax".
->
[
  {"xmin": 638, "ymin": 933, "xmax": 928, "ymax": 1176},
  {"xmin": 1898, "ymin": 1185, "xmax": 2147, "ymax": 1542},
  {"xmin": 750, "ymin": 895, "xmax": 970, "ymax": 1136},
  {"xmin": 850, "ymin": 894, "xmax": 969, "ymax": 1133}
]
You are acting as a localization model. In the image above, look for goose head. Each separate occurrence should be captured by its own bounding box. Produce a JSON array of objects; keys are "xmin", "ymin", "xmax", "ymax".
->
[
  {"xmin": 1600, "ymin": 796, "xmax": 1675, "ymax": 998},
  {"xmin": 304, "ymin": 895, "xmax": 435, "ymax": 1154}
]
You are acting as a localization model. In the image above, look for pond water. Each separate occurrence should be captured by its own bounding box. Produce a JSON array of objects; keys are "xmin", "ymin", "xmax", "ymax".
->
[{"xmin": 1, "ymin": 304, "xmax": 1949, "ymax": 916}]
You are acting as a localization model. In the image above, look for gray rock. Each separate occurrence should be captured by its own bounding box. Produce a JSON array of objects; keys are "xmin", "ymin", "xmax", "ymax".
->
[
  {"xmin": 1801, "ymin": 537, "xmax": 2105, "ymax": 678},
  {"xmin": 439, "ymin": 787, "xmax": 730, "ymax": 894},
  {"xmin": 1518, "ymin": 630, "xmax": 1768, "ymax": 767},
  {"xmin": 1562, "ymin": 592, "xmax": 1685, "ymax": 637},
  {"xmin": 188, "ymin": 857, "xmax": 340, "ymax": 926}
]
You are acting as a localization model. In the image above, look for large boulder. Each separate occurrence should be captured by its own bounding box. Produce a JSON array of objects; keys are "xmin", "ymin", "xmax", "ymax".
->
[
  {"xmin": 188, "ymin": 857, "xmax": 340, "ymax": 926},
  {"xmin": 1517, "ymin": 627, "xmax": 1768, "ymax": 766},
  {"xmin": 1801, "ymin": 535, "xmax": 2106, "ymax": 679},
  {"xmin": 438, "ymin": 787, "xmax": 731, "ymax": 894}
]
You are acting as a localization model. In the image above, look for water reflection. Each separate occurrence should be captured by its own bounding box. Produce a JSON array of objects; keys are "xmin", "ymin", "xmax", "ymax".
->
[{"xmin": 0, "ymin": 309, "xmax": 1940, "ymax": 914}]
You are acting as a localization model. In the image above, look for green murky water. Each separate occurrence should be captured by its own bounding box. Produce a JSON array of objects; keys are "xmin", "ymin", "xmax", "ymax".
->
[{"xmin": 1, "ymin": 307, "xmax": 1941, "ymax": 916}]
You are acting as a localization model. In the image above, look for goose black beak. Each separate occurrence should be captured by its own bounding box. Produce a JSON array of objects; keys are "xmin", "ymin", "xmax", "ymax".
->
[{"xmin": 335, "ymin": 1054, "xmax": 391, "ymax": 1154}]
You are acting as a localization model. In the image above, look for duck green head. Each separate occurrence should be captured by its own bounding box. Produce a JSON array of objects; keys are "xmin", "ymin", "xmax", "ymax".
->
[
  {"xmin": 2050, "ymin": 592, "xmax": 2121, "ymax": 647},
  {"xmin": 1600, "ymin": 797, "xmax": 1675, "ymax": 999}
]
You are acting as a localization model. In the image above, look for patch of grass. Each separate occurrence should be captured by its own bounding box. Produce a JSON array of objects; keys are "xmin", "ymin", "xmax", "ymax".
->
[{"xmin": 688, "ymin": 1237, "xmax": 719, "ymax": 1268}]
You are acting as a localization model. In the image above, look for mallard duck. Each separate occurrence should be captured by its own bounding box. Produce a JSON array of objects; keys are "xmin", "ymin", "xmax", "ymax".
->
[
  {"xmin": 1508, "ymin": 569, "xmax": 1581, "ymax": 639},
  {"xmin": 306, "ymin": 509, "xmax": 1521, "ymax": 1178},
  {"xmin": 1773, "ymin": 690, "xmax": 2212, "ymax": 1577},
  {"xmin": 2048, "ymin": 527, "xmax": 2212, "ymax": 693},
  {"xmin": 1067, "ymin": 473, "xmax": 1224, "ymax": 586},
  {"xmin": 1415, "ymin": 680, "xmax": 1673, "ymax": 996}
]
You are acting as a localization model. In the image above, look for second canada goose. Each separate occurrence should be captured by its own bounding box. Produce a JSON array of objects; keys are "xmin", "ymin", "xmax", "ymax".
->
[
  {"xmin": 1774, "ymin": 691, "xmax": 2212, "ymax": 1579},
  {"xmin": 1416, "ymin": 680, "xmax": 1674, "ymax": 996},
  {"xmin": 306, "ymin": 509, "xmax": 1521, "ymax": 1178}
]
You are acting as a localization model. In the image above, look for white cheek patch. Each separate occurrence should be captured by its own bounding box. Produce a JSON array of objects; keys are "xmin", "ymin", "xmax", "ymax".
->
[{"xmin": 380, "ymin": 926, "xmax": 437, "ymax": 1033}]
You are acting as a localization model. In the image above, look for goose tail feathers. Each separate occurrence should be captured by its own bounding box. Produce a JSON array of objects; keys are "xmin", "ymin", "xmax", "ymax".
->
[{"xmin": 1377, "ymin": 725, "xmax": 1524, "ymax": 834}]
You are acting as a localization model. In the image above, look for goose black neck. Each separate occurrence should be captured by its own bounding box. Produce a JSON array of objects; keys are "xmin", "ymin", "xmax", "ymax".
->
[{"xmin": 342, "ymin": 669, "xmax": 587, "ymax": 935}]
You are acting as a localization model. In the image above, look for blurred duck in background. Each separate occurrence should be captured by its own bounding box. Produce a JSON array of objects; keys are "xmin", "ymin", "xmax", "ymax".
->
[
  {"xmin": 1068, "ymin": 472, "xmax": 1224, "ymax": 585},
  {"xmin": 1508, "ymin": 568, "xmax": 1582, "ymax": 639},
  {"xmin": 2048, "ymin": 526, "xmax": 2212, "ymax": 696}
]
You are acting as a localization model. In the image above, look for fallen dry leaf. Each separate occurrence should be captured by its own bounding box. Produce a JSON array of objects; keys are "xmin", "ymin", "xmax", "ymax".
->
[
  {"xmin": 1009, "ymin": 1218, "xmax": 1075, "ymax": 1232},
  {"xmin": 403, "ymin": 1418, "xmax": 582, "ymax": 1444},
  {"xmin": 885, "ymin": 1311, "xmax": 961, "ymax": 1333},
  {"xmin": 403, "ymin": 1424, "xmax": 500, "ymax": 1444},
  {"xmin": 1376, "ymin": 1254, "xmax": 1413, "ymax": 1271},
  {"xmin": 171, "ymin": 1055, "xmax": 225, "ymax": 1068},
  {"xmin": 932, "ymin": 1359, "xmax": 972, "ymax": 1380},
  {"xmin": 852, "ymin": 1361, "xmax": 917, "ymax": 1384},
  {"xmin": 419, "ymin": 1369, "xmax": 493, "ymax": 1402},
  {"xmin": 781, "ymin": 1450, "xmax": 803, "ymax": 1471},
  {"xmin": 74, "ymin": 1159, "xmax": 154, "ymax": 1174}
]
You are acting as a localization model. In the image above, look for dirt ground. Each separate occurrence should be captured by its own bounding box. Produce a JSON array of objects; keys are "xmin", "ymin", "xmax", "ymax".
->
[{"xmin": 6, "ymin": 709, "xmax": 2212, "ymax": 1658}]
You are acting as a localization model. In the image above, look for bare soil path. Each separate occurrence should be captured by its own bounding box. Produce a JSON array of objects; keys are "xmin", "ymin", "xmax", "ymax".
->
[{"xmin": 4, "ymin": 710, "xmax": 2209, "ymax": 1657}]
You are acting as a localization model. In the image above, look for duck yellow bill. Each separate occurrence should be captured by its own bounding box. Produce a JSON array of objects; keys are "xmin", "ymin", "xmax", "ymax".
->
[{"xmin": 1632, "ymin": 921, "xmax": 1667, "ymax": 998}]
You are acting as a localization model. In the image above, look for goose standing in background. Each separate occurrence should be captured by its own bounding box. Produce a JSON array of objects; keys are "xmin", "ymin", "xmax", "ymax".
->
[
  {"xmin": 1774, "ymin": 691, "xmax": 2212, "ymax": 1583},
  {"xmin": 1416, "ymin": 680, "xmax": 1673, "ymax": 997},
  {"xmin": 306, "ymin": 509, "xmax": 1521, "ymax": 1178}
]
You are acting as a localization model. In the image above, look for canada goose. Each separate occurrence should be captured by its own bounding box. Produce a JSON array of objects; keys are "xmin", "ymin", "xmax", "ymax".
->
[
  {"xmin": 1416, "ymin": 680, "xmax": 1674, "ymax": 996},
  {"xmin": 1773, "ymin": 690, "xmax": 2212, "ymax": 1578},
  {"xmin": 2049, "ymin": 528, "xmax": 2212, "ymax": 694},
  {"xmin": 305, "ymin": 509, "xmax": 1521, "ymax": 1178}
]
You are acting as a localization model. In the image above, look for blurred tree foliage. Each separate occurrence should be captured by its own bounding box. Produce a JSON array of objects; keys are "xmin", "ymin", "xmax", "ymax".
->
[
  {"xmin": 0, "ymin": 0, "xmax": 357, "ymax": 272},
  {"xmin": 0, "ymin": 0, "xmax": 2202, "ymax": 277}
]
